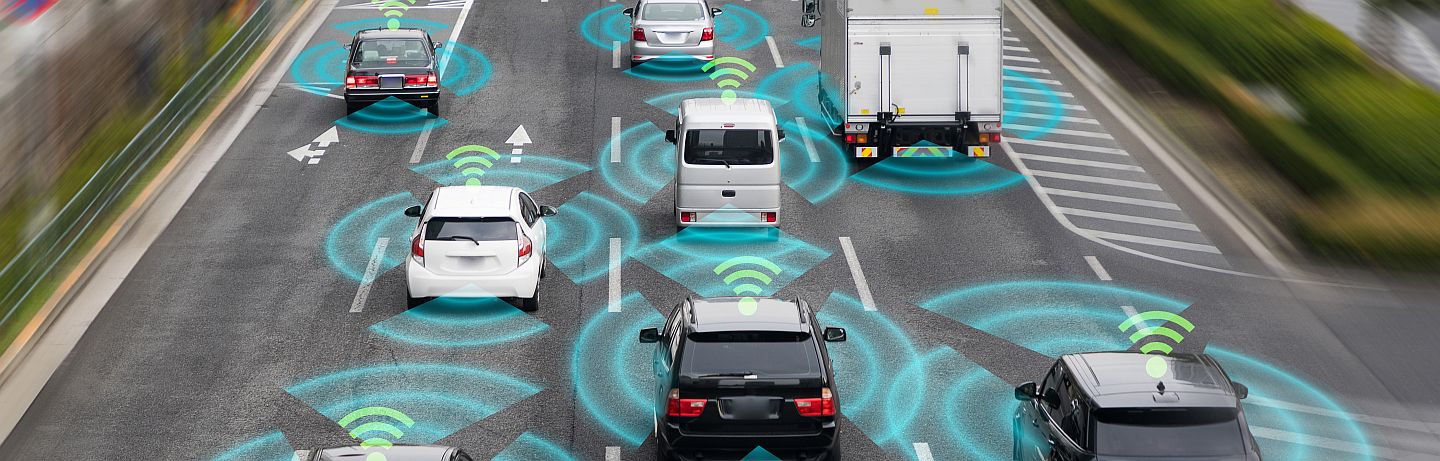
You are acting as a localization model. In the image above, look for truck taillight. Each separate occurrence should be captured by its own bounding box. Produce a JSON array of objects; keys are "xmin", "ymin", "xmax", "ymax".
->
[
  {"xmin": 411, "ymin": 235, "xmax": 425, "ymax": 265},
  {"xmin": 979, "ymin": 133, "xmax": 1001, "ymax": 143},
  {"xmin": 345, "ymin": 75, "xmax": 378, "ymax": 89},
  {"xmin": 795, "ymin": 387, "xmax": 836, "ymax": 417},
  {"xmin": 633, "ymin": 27, "xmax": 646, "ymax": 41},
  {"xmin": 666, "ymin": 389, "xmax": 705, "ymax": 417},
  {"xmin": 701, "ymin": 27, "xmax": 714, "ymax": 41}
]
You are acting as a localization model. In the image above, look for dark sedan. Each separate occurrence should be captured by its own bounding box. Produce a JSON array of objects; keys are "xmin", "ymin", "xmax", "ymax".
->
[{"xmin": 343, "ymin": 28, "xmax": 442, "ymax": 116}]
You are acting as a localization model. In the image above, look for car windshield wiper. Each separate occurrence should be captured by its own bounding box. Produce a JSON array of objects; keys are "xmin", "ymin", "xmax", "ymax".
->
[
  {"xmin": 695, "ymin": 371, "xmax": 759, "ymax": 379},
  {"xmin": 694, "ymin": 158, "xmax": 733, "ymax": 168}
]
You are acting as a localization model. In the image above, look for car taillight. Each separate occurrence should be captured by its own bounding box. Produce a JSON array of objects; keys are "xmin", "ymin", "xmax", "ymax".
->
[
  {"xmin": 517, "ymin": 232, "xmax": 533, "ymax": 266},
  {"xmin": 633, "ymin": 27, "xmax": 646, "ymax": 41},
  {"xmin": 666, "ymin": 389, "xmax": 706, "ymax": 417},
  {"xmin": 763, "ymin": 212, "xmax": 776, "ymax": 223},
  {"xmin": 795, "ymin": 388, "xmax": 836, "ymax": 417},
  {"xmin": 405, "ymin": 73, "xmax": 438, "ymax": 88},
  {"xmin": 345, "ymin": 75, "xmax": 378, "ymax": 89},
  {"xmin": 701, "ymin": 27, "xmax": 714, "ymax": 41},
  {"xmin": 411, "ymin": 235, "xmax": 425, "ymax": 265}
]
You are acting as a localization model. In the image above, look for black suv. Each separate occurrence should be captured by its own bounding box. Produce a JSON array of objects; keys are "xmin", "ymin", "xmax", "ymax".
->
[
  {"xmin": 1013, "ymin": 352, "xmax": 1263, "ymax": 461},
  {"xmin": 343, "ymin": 28, "xmax": 442, "ymax": 115},
  {"xmin": 639, "ymin": 297, "xmax": 847, "ymax": 461}
]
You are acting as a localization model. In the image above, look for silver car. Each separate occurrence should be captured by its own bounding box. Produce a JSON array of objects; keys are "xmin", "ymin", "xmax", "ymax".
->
[{"xmin": 623, "ymin": 0, "xmax": 720, "ymax": 67}]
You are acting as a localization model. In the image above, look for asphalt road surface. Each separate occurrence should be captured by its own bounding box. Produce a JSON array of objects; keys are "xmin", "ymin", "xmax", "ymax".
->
[{"xmin": 4, "ymin": 0, "xmax": 1440, "ymax": 460}]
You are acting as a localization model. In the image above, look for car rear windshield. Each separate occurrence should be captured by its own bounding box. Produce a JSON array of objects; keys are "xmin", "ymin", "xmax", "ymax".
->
[
  {"xmin": 424, "ymin": 218, "xmax": 517, "ymax": 241},
  {"xmin": 353, "ymin": 38, "xmax": 430, "ymax": 67},
  {"xmin": 1094, "ymin": 407, "xmax": 1246, "ymax": 457},
  {"xmin": 642, "ymin": 3, "xmax": 706, "ymax": 21},
  {"xmin": 680, "ymin": 331, "xmax": 820, "ymax": 378},
  {"xmin": 684, "ymin": 129, "xmax": 774, "ymax": 166}
]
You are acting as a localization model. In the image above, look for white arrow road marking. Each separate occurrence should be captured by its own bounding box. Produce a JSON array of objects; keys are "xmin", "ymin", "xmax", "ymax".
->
[
  {"xmin": 506, "ymin": 125, "xmax": 532, "ymax": 145},
  {"xmin": 287, "ymin": 145, "xmax": 325, "ymax": 163},
  {"xmin": 313, "ymin": 126, "xmax": 339, "ymax": 147}
]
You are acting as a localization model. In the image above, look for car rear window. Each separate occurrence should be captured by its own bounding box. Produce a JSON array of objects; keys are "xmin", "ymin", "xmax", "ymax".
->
[
  {"xmin": 353, "ymin": 38, "xmax": 430, "ymax": 67},
  {"xmin": 684, "ymin": 129, "xmax": 774, "ymax": 166},
  {"xmin": 642, "ymin": 3, "xmax": 706, "ymax": 21},
  {"xmin": 680, "ymin": 331, "xmax": 820, "ymax": 377},
  {"xmin": 1094, "ymin": 407, "xmax": 1246, "ymax": 457},
  {"xmin": 424, "ymin": 218, "xmax": 517, "ymax": 241}
]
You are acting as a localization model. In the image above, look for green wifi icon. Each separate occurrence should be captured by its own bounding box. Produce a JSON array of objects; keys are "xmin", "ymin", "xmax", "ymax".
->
[
  {"xmin": 372, "ymin": 0, "xmax": 417, "ymax": 30},
  {"xmin": 701, "ymin": 57, "xmax": 758, "ymax": 104},
  {"xmin": 446, "ymin": 145, "xmax": 501, "ymax": 186},
  {"xmin": 338, "ymin": 406, "xmax": 415, "ymax": 460},
  {"xmin": 713, "ymin": 256, "xmax": 782, "ymax": 316},
  {"xmin": 1118, "ymin": 311, "xmax": 1196, "ymax": 379}
]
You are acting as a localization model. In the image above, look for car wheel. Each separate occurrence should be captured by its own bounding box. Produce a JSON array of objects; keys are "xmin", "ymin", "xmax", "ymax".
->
[
  {"xmin": 655, "ymin": 440, "xmax": 669, "ymax": 461},
  {"xmin": 427, "ymin": 101, "xmax": 440, "ymax": 117},
  {"xmin": 406, "ymin": 295, "xmax": 429, "ymax": 309},
  {"xmin": 1012, "ymin": 422, "xmax": 1022, "ymax": 461},
  {"xmin": 630, "ymin": 60, "xmax": 641, "ymax": 68},
  {"xmin": 345, "ymin": 102, "xmax": 361, "ymax": 115},
  {"xmin": 828, "ymin": 444, "xmax": 842, "ymax": 461},
  {"xmin": 519, "ymin": 294, "xmax": 538, "ymax": 312}
]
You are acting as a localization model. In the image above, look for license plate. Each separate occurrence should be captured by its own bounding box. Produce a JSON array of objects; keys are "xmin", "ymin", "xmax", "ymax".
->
[{"xmin": 379, "ymin": 75, "xmax": 404, "ymax": 89}]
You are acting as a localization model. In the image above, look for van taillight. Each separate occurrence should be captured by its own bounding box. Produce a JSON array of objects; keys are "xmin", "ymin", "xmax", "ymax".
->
[
  {"xmin": 795, "ymin": 387, "xmax": 835, "ymax": 417},
  {"xmin": 680, "ymin": 212, "xmax": 696, "ymax": 223},
  {"xmin": 763, "ymin": 212, "xmax": 776, "ymax": 223},
  {"xmin": 411, "ymin": 235, "xmax": 425, "ymax": 265},
  {"xmin": 633, "ymin": 27, "xmax": 646, "ymax": 41},
  {"xmin": 346, "ymin": 75, "xmax": 378, "ymax": 89},
  {"xmin": 666, "ymin": 389, "xmax": 705, "ymax": 417}
]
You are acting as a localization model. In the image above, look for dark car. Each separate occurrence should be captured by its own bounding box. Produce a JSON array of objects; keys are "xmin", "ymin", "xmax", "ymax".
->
[
  {"xmin": 639, "ymin": 297, "xmax": 848, "ymax": 461},
  {"xmin": 303, "ymin": 445, "xmax": 473, "ymax": 461},
  {"xmin": 1013, "ymin": 352, "xmax": 1263, "ymax": 461},
  {"xmin": 343, "ymin": 28, "xmax": 442, "ymax": 115}
]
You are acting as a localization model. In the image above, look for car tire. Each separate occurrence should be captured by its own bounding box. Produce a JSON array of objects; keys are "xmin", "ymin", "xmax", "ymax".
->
[
  {"xmin": 519, "ymin": 294, "xmax": 538, "ymax": 312},
  {"xmin": 828, "ymin": 444, "xmax": 842, "ymax": 461},
  {"xmin": 630, "ymin": 60, "xmax": 641, "ymax": 68},
  {"xmin": 345, "ymin": 102, "xmax": 361, "ymax": 115},
  {"xmin": 406, "ymin": 295, "xmax": 430, "ymax": 309},
  {"xmin": 654, "ymin": 441, "xmax": 669, "ymax": 461},
  {"xmin": 427, "ymin": 101, "xmax": 440, "ymax": 117},
  {"xmin": 1012, "ymin": 422, "xmax": 1022, "ymax": 461}
]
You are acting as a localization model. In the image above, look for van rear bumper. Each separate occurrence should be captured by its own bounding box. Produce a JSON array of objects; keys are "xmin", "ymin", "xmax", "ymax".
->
[{"xmin": 675, "ymin": 207, "xmax": 779, "ymax": 228}]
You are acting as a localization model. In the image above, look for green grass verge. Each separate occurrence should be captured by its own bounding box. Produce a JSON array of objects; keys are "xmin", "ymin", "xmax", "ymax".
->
[{"xmin": 1057, "ymin": 0, "xmax": 1440, "ymax": 268}]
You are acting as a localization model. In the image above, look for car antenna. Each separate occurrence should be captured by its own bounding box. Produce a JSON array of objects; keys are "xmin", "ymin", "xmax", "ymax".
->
[{"xmin": 1156, "ymin": 381, "xmax": 1167, "ymax": 394}]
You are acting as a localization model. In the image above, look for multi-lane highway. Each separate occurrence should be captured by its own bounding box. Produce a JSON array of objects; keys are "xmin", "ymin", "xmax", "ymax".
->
[{"xmin": 3, "ymin": 0, "xmax": 1440, "ymax": 460}]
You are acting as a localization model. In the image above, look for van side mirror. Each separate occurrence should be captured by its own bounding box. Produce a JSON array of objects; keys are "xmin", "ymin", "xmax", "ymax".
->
[
  {"xmin": 822, "ymin": 327, "xmax": 846, "ymax": 342},
  {"xmin": 404, "ymin": 205, "xmax": 423, "ymax": 217},
  {"xmin": 622, "ymin": 7, "xmax": 634, "ymax": 16},
  {"xmin": 539, "ymin": 205, "xmax": 557, "ymax": 217},
  {"xmin": 1015, "ymin": 382, "xmax": 1038, "ymax": 401},
  {"xmin": 665, "ymin": 129, "xmax": 677, "ymax": 144},
  {"xmin": 711, "ymin": 8, "xmax": 723, "ymax": 16},
  {"xmin": 638, "ymin": 328, "xmax": 661, "ymax": 343},
  {"xmin": 801, "ymin": 0, "xmax": 820, "ymax": 27},
  {"xmin": 1232, "ymin": 381, "xmax": 1249, "ymax": 400}
]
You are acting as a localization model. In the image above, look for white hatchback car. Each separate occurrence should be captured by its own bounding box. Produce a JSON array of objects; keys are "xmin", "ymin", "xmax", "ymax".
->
[{"xmin": 404, "ymin": 186, "xmax": 554, "ymax": 311}]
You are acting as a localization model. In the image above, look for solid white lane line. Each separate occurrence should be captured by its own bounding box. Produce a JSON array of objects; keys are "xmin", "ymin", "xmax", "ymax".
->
[
  {"xmin": 350, "ymin": 238, "xmax": 391, "ymax": 313},
  {"xmin": 605, "ymin": 446, "xmax": 621, "ymax": 461},
  {"xmin": 1004, "ymin": 55, "xmax": 1041, "ymax": 63},
  {"xmin": 1008, "ymin": 137, "xmax": 1125, "ymax": 154},
  {"xmin": 1016, "ymin": 153, "xmax": 1144, "ymax": 171},
  {"xmin": 1030, "ymin": 170, "xmax": 1162, "ymax": 190},
  {"xmin": 610, "ymin": 117, "xmax": 622, "ymax": 163},
  {"xmin": 1005, "ymin": 111, "xmax": 1099, "ymax": 125},
  {"xmin": 838, "ymin": 237, "xmax": 877, "ymax": 311},
  {"xmin": 410, "ymin": 120, "xmax": 436, "ymax": 164},
  {"xmin": 410, "ymin": 0, "xmax": 473, "ymax": 163},
  {"xmin": 1004, "ymin": 65, "xmax": 1052, "ymax": 74},
  {"xmin": 1006, "ymin": 87, "xmax": 1075, "ymax": 98},
  {"xmin": 608, "ymin": 238, "xmax": 622, "ymax": 312},
  {"xmin": 765, "ymin": 36, "xmax": 785, "ymax": 68},
  {"xmin": 1004, "ymin": 98, "xmax": 1086, "ymax": 111},
  {"xmin": 1060, "ymin": 207, "xmax": 1201, "ymax": 231},
  {"xmin": 1006, "ymin": 124, "xmax": 1114, "ymax": 140},
  {"xmin": 1087, "ymin": 230, "xmax": 1222, "ymax": 254},
  {"xmin": 612, "ymin": 41, "xmax": 621, "ymax": 69},
  {"xmin": 1250, "ymin": 426, "xmax": 1431, "ymax": 461},
  {"xmin": 913, "ymin": 443, "xmax": 936, "ymax": 461},
  {"xmin": 1005, "ymin": 45, "xmax": 1031, "ymax": 52},
  {"xmin": 1041, "ymin": 187, "xmax": 1183, "ymax": 210},
  {"xmin": 1084, "ymin": 256, "xmax": 1112, "ymax": 281},
  {"xmin": 796, "ymin": 117, "xmax": 820, "ymax": 162}
]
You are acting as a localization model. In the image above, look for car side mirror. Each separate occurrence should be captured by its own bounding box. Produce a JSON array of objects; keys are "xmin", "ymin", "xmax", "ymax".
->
[
  {"xmin": 433, "ymin": 41, "xmax": 443, "ymax": 50},
  {"xmin": 665, "ymin": 129, "xmax": 677, "ymax": 144},
  {"xmin": 711, "ymin": 7, "xmax": 723, "ymax": 16},
  {"xmin": 777, "ymin": 129, "xmax": 786, "ymax": 141},
  {"xmin": 822, "ymin": 327, "xmax": 846, "ymax": 342},
  {"xmin": 1015, "ymin": 382, "xmax": 1038, "ymax": 401},
  {"xmin": 344, "ymin": 44, "xmax": 353, "ymax": 50},
  {"xmin": 622, "ymin": 7, "xmax": 634, "ymax": 16},
  {"xmin": 1232, "ymin": 381, "xmax": 1249, "ymax": 400},
  {"xmin": 1042, "ymin": 388, "xmax": 1061, "ymax": 408},
  {"xmin": 539, "ymin": 205, "xmax": 557, "ymax": 217},
  {"xmin": 638, "ymin": 327, "xmax": 661, "ymax": 343},
  {"xmin": 801, "ymin": 0, "xmax": 820, "ymax": 27},
  {"xmin": 404, "ymin": 205, "xmax": 423, "ymax": 217}
]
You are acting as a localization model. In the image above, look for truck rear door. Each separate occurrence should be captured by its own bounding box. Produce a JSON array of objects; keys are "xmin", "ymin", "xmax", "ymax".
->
[{"xmin": 846, "ymin": 19, "xmax": 1003, "ymax": 122}]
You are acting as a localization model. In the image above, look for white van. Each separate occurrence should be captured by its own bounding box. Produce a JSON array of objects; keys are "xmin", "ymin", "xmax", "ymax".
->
[{"xmin": 666, "ymin": 98, "xmax": 783, "ymax": 228}]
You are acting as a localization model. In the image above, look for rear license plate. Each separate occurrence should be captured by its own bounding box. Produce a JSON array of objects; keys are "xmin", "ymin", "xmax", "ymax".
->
[
  {"xmin": 721, "ymin": 396, "xmax": 780, "ymax": 420},
  {"xmin": 379, "ymin": 75, "xmax": 404, "ymax": 89}
]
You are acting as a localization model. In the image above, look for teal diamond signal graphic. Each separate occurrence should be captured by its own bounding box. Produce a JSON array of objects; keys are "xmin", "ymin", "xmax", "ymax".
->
[{"xmin": 1118, "ymin": 311, "xmax": 1195, "ymax": 378}]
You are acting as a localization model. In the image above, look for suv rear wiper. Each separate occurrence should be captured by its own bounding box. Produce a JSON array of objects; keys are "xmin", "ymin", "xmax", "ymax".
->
[
  {"xmin": 438, "ymin": 236, "xmax": 482, "ymax": 245},
  {"xmin": 695, "ymin": 371, "xmax": 759, "ymax": 379}
]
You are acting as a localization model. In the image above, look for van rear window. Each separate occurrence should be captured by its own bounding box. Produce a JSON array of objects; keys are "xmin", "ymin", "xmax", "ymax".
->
[{"xmin": 684, "ymin": 129, "xmax": 774, "ymax": 166}]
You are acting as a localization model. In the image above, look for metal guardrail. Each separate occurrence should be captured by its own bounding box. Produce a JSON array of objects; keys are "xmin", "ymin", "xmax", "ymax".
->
[{"xmin": 0, "ymin": 1, "xmax": 277, "ymax": 331}]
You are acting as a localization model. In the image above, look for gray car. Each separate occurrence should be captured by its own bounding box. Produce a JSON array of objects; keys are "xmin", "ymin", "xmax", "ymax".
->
[{"xmin": 623, "ymin": 0, "xmax": 721, "ymax": 67}]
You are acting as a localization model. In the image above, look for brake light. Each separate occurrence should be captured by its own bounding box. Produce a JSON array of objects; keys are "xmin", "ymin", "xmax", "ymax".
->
[
  {"xmin": 345, "ymin": 75, "xmax": 378, "ymax": 89},
  {"xmin": 701, "ymin": 27, "xmax": 714, "ymax": 41},
  {"xmin": 666, "ymin": 389, "xmax": 706, "ymax": 417},
  {"xmin": 405, "ymin": 73, "xmax": 438, "ymax": 88},
  {"xmin": 517, "ymin": 232, "xmax": 533, "ymax": 266},
  {"xmin": 411, "ymin": 235, "xmax": 425, "ymax": 265},
  {"xmin": 845, "ymin": 134, "xmax": 856, "ymax": 143},
  {"xmin": 763, "ymin": 212, "xmax": 776, "ymax": 223},
  {"xmin": 795, "ymin": 387, "xmax": 836, "ymax": 417},
  {"xmin": 633, "ymin": 27, "xmax": 646, "ymax": 41}
]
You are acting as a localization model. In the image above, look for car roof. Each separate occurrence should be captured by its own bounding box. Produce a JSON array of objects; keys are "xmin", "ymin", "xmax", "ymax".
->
[
  {"xmin": 1064, "ymin": 352, "xmax": 1239, "ymax": 409},
  {"xmin": 680, "ymin": 98, "xmax": 776, "ymax": 126},
  {"xmin": 687, "ymin": 297, "xmax": 808, "ymax": 333},
  {"xmin": 316, "ymin": 445, "xmax": 452, "ymax": 461},
  {"xmin": 355, "ymin": 28, "xmax": 428, "ymax": 40},
  {"xmin": 429, "ymin": 186, "xmax": 516, "ymax": 218}
]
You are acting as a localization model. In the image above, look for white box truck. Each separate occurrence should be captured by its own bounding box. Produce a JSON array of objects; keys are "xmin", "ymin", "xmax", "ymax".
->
[{"xmin": 802, "ymin": 0, "xmax": 1004, "ymax": 158}]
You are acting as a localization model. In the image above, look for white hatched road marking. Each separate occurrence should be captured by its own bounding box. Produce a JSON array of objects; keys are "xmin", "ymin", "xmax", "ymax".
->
[
  {"xmin": 1041, "ymin": 187, "xmax": 1183, "ymax": 210},
  {"xmin": 1030, "ymin": 170, "xmax": 1162, "ymax": 190},
  {"xmin": 1016, "ymin": 153, "xmax": 1144, "ymax": 171},
  {"xmin": 1084, "ymin": 256, "xmax": 1112, "ymax": 281},
  {"xmin": 1007, "ymin": 87, "xmax": 1075, "ymax": 98},
  {"xmin": 1007, "ymin": 125, "xmax": 1114, "ymax": 140},
  {"xmin": 1059, "ymin": 208, "xmax": 1201, "ymax": 231},
  {"xmin": 1086, "ymin": 230, "xmax": 1221, "ymax": 254},
  {"xmin": 1004, "ymin": 75, "xmax": 1063, "ymax": 86},
  {"xmin": 1004, "ymin": 65, "xmax": 1052, "ymax": 74},
  {"xmin": 1005, "ymin": 98, "xmax": 1086, "ymax": 111},
  {"xmin": 1005, "ymin": 36, "xmax": 1022, "ymax": 43},
  {"xmin": 1005, "ymin": 45, "xmax": 1031, "ymax": 52},
  {"xmin": 1006, "ymin": 111, "xmax": 1099, "ymax": 125},
  {"xmin": 1004, "ymin": 55, "xmax": 1041, "ymax": 63},
  {"xmin": 839, "ymin": 237, "xmax": 877, "ymax": 311},
  {"xmin": 349, "ymin": 238, "xmax": 391, "ymax": 313},
  {"xmin": 1008, "ymin": 137, "xmax": 1124, "ymax": 154}
]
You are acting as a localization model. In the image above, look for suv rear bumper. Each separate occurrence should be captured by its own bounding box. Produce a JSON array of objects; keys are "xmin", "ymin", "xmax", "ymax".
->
[
  {"xmin": 405, "ymin": 257, "xmax": 540, "ymax": 299},
  {"xmin": 658, "ymin": 424, "xmax": 837, "ymax": 461},
  {"xmin": 344, "ymin": 88, "xmax": 440, "ymax": 105}
]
